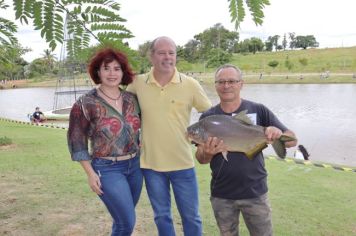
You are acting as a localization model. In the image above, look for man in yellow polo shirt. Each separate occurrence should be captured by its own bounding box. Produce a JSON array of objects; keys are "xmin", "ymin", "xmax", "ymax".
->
[{"xmin": 127, "ymin": 36, "xmax": 211, "ymax": 236}]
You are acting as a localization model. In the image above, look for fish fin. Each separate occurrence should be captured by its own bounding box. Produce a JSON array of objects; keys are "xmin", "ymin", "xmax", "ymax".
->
[
  {"xmin": 245, "ymin": 152, "xmax": 256, "ymax": 160},
  {"xmin": 232, "ymin": 110, "xmax": 253, "ymax": 125},
  {"xmin": 222, "ymin": 151, "xmax": 228, "ymax": 162},
  {"xmin": 245, "ymin": 143, "xmax": 268, "ymax": 160},
  {"xmin": 272, "ymin": 139, "xmax": 287, "ymax": 159}
]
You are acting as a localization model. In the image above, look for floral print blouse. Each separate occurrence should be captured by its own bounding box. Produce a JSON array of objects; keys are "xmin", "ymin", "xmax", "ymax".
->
[{"xmin": 67, "ymin": 88, "xmax": 141, "ymax": 161}]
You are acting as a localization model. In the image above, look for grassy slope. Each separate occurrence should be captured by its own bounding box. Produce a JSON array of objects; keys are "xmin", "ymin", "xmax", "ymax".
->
[
  {"xmin": 1, "ymin": 120, "xmax": 355, "ymax": 235},
  {"xmin": 187, "ymin": 46, "xmax": 356, "ymax": 74}
]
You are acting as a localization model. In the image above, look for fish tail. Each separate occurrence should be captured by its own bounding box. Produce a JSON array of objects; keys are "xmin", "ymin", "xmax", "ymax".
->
[
  {"xmin": 272, "ymin": 134, "xmax": 296, "ymax": 159},
  {"xmin": 272, "ymin": 139, "xmax": 287, "ymax": 159},
  {"xmin": 279, "ymin": 134, "xmax": 296, "ymax": 142}
]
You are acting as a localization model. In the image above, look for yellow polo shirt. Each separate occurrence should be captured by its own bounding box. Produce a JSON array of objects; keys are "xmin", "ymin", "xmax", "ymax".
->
[{"xmin": 127, "ymin": 68, "xmax": 211, "ymax": 171}]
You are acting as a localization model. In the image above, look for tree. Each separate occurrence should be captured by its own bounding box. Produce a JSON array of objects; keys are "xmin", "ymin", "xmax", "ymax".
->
[
  {"xmin": 0, "ymin": 43, "xmax": 30, "ymax": 80},
  {"xmin": 0, "ymin": 0, "xmax": 18, "ymax": 45},
  {"xmin": 11, "ymin": 0, "xmax": 133, "ymax": 59},
  {"xmin": 276, "ymin": 45, "xmax": 283, "ymax": 51},
  {"xmin": 27, "ymin": 58, "xmax": 48, "ymax": 76},
  {"xmin": 6, "ymin": 0, "xmax": 269, "ymax": 58},
  {"xmin": 295, "ymin": 35, "xmax": 319, "ymax": 49},
  {"xmin": 194, "ymin": 23, "xmax": 239, "ymax": 56},
  {"xmin": 249, "ymin": 37, "xmax": 264, "ymax": 54},
  {"xmin": 264, "ymin": 38, "xmax": 273, "ymax": 51},
  {"xmin": 137, "ymin": 41, "xmax": 151, "ymax": 73},
  {"xmin": 176, "ymin": 59, "xmax": 193, "ymax": 72},
  {"xmin": 206, "ymin": 48, "xmax": 232, "ymax": 68},
  {"xmin": 41, "ymin": 49, "xmax": 56, "ymax": 72},
  {"xmin": 271, "ymin": 35, "xmax": 280, "ymax": 51},
  {"xmin": 282, "ymin": 33, "xmax": 287, "ymax": 50},
  {"xmin": 234, "ymin": 37, "xmax": 264, "ymax": 54},
  {"xmin": 137, "ymin": 41, "xmax": 151, "ymax": 58},
  {"xmin": 289, "ymin": 32, "xmax": 296, "ymax": 50},
  {"xmin": 192, "ymin": 23, "xmax": 238, "ymax": 64},
  {"xmin": 234, "ymin": 39, "xmax": 249, "ymax": 54},
  {"xmin": 183, "ymin": 39, "xmax": 200, "ymax": 62}
]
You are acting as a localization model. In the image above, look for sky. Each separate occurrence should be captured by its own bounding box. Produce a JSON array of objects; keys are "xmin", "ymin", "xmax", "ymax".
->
[{"xmin": 2, "ymin": 0, "xmax": 356, "ymax": 62}]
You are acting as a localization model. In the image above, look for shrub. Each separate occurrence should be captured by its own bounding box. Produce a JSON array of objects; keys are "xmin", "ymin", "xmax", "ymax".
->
[
  {"xmin": 299, "ymin": 58, "xmax": 308, "ymax": 66},
  {"xmin": 268, "ymin": 60, "xmax": 279, "ymax": 68},
  {"xmin": 0, "ymin": 136, "xmax": 12, "ymax": 146}
]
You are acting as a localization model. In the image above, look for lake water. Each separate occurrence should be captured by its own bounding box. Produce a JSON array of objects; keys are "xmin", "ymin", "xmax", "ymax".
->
[{"xmin": 1, "ymin": 84, "xmax": 356, "ymax": 167}]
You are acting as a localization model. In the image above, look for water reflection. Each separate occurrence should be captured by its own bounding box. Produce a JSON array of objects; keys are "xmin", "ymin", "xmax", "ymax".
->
[{"xmin": 1, "ymin": 84, "xmax": 356, "ymax": 167}]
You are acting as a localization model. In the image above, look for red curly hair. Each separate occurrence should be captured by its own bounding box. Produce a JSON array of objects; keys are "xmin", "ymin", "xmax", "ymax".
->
[{"xmin": 88, "ymin": 48, "xmax": 134, "ymax": 85}]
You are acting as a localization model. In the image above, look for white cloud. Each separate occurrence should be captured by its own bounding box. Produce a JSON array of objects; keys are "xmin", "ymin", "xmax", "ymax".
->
[{"xmin": 1, "ymin": 0, "xmax": 356, "ymax": 62}]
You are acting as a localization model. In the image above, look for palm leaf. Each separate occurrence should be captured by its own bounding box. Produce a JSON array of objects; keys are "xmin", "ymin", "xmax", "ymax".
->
[
  {"xmin": 0, "ymin": 0, "xmax": 18, "ymax": 45},
  {"xmin": 227, "ymin": 0, "xmax": 270, "ymax": 29},
  {"xmin": 12, "ymin": 0, "xmax": 132, "ymax": 59}
]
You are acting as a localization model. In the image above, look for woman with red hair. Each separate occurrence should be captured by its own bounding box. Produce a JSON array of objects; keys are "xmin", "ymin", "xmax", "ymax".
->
[{"xmin": 67, "ymin": 48, "xmax": 142, "ymax": 235}]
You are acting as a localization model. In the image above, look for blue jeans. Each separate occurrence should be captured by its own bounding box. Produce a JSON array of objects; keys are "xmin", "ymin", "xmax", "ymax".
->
[
  {"xmin": 92, "ymin": 155, "xmax": 143, "ymax": 236},
  {"xmin": 142, "ymin": 168, "xmax": 202, "ymax": 236}
]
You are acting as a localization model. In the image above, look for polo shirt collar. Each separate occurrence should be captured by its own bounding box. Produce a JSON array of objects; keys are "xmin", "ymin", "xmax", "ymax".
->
[{"xmin": 146, "ymin": 67, "xmax": 181, "ymax": 85}]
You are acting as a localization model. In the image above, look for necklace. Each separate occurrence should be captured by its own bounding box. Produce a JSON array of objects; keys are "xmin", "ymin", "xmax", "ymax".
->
[{"xmin": 98, "ymin": 87, "xmax": 122, "ymax": 106}]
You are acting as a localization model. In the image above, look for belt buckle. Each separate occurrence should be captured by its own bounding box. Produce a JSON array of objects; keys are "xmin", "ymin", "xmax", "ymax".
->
[
  {"xmin": 113, "ymin": 152, "xmax": 135, "ymax": 162},
  {"xmin": 128, "ymin": 152, "xmax": 135, "ymax": 159}
]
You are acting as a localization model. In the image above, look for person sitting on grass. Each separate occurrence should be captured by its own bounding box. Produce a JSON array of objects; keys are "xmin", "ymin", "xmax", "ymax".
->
[{"xmin": 31, "ymin": 107, "xmax": 45, "ymax": 123}]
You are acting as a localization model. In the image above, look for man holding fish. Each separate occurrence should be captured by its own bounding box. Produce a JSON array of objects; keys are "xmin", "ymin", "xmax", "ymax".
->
[{"xmin": 190, "ymin": 64, "xmax": 297, "ymax": 236}]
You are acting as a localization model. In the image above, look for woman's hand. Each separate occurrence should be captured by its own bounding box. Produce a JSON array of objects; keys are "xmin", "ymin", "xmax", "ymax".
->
[
  {"xmin": 87, "ymin": 172, "xmax": 103, "ymax": 195},
  {"xmin": 80, "ymin": 161, "xmax": 103, "ymax": 195}
]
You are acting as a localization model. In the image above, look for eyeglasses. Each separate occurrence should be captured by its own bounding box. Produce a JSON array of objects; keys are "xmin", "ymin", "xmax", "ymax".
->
[{"xmin": 214, "ymin": 80, "xmax": 242, "ymax": 86}]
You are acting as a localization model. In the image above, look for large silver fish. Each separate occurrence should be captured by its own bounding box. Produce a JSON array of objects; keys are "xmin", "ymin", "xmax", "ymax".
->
[{"xmin": 187, "ymin": 110, "xmax": 296, "ymax": 160}]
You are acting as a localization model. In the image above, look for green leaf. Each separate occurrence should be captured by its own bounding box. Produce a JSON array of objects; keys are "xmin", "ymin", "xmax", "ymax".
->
[
  {"xmin": 227, "ymin": 0, "xmax": 269, "ymax": 29},
  {"xmin": 8, "ymin": 0, "xmax": 134, "ymax": 59}
]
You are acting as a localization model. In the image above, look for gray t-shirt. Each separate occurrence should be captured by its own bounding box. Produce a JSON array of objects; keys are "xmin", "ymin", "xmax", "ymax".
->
[{"xmin": 200, "ymin": 99, "xmax": 288, "ymax": 200}]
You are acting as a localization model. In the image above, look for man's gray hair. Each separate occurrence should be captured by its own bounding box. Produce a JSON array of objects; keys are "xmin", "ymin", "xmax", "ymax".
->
[
  {"xmin": 215, "ymin": 64, "xmax": 243, "ymax": 79},
  {"xmin": 149, "ymin": 36, "xmax": 177, "ymax": 54}
]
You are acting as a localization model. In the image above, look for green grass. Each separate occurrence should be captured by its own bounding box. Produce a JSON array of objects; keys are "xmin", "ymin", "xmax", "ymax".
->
[
  {"xmin": 0, "ymin": 120, "xmax": 355, "ymax": 235},
  {"xmin": 0, "ymin": 136, "xmax": 12, "ymax": 145},
  {"xmin": 230, "ymin": 47, "xmax": 356, "ymax": 73},
  {"xmin": 184, "ymin": 46, "xmax": 356, "ymax": 74}
]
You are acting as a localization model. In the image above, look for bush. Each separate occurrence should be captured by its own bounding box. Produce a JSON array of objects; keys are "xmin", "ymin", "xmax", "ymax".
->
[
  {"xmin": 0, "ymin": 136, "xmax": 12, "ymax": 146},
  {"xmin": 299, "ymin": 58, "xmax": 308, "ymax": 66},
  {"xmin": 177, "ymin": 59, "xmax": 193, "ymax": 71},
  {"xmin": 268, "ymin": 60, "xmax": 279, "ymax": 68}
]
